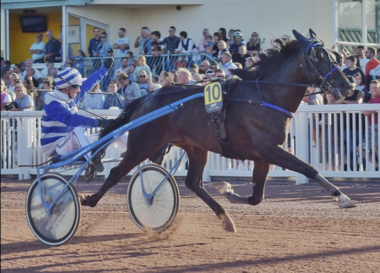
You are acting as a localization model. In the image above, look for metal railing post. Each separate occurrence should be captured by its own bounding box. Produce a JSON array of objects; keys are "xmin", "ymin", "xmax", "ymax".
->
[
  {"xmin": 18, "ymin": 117, "xmax": 32, "ymax": 180},
  {"xmin": 295, "ymin": 112, "xmax": 309, "ymax": 184}
]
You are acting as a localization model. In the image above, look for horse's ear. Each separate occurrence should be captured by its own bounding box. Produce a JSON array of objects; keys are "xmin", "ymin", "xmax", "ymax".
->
[
  {"xmin": 229, "ymin": 69, "xmax": 257, "ymax": 81},
  {"xmin": 309, "ymin": 29, "xmax": 317, "ymax": 39},
  {"xmin": 293, "ymin": 29, "xmax": 314, "ymax": 56}
]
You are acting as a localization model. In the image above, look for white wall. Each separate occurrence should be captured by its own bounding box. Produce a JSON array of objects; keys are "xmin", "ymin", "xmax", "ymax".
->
[{"xmin": 69, "ymin": 0, "xmax": 337, "ymax": 55}]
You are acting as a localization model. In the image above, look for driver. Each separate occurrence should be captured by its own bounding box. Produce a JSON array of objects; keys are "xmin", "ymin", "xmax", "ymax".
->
[{"xmin": 40, "ymin": 67, "xmax": 127, "ymax": 176}]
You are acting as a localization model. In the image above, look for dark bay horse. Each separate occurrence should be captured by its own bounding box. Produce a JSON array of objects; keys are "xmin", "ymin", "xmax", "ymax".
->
[{"xmin": 81, "ymin": 29, "xmax": 355, "ymax": 232}]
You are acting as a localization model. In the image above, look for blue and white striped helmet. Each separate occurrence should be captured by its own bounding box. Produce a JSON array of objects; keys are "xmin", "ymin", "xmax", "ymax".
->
[{"xmin": 54, "ymin": 68, "xmax": 87, "ymax": 89}]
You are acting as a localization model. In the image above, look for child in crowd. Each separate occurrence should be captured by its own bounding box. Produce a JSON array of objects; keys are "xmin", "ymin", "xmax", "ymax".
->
[
  {"xmin": 204, "ymin": 35, "xmax": 214, "ymax": 57},
  {"xmin": 126, "ymin": 51, "xmax": 134, "ymax": 67}
]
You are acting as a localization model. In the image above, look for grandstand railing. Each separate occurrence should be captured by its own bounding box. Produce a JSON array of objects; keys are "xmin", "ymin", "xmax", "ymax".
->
[{"xmin": 1, "ymin": 104, "xmax": 379, "ymax": 183}]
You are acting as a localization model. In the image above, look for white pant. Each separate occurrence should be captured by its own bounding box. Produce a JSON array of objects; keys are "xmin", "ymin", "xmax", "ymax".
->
[{"xmin": 56, "ymin": 127, "xmax": 128, "ymax": 160}]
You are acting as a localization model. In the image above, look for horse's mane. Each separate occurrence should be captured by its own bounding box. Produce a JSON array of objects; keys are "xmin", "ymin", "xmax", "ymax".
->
[{"xmin": 232, "ymin": 36, "xmax": 301, "ymax": 80}]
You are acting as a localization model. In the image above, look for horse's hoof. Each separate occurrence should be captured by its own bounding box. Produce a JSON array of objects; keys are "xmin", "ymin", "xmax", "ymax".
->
[
  {"xmin": 79, "ymin": 194, "xmax": 97, "ymax": 207},
  {"xmin": 213, "ymin": 181, "xmax": 233, "ymax": 195},
  {"xmin": 220, "ymin": 213, "xmax": 237, "ymax": 233},
  {"xmin": 337, "ymin": 194, "xmax": 357, "ymax": 209}
]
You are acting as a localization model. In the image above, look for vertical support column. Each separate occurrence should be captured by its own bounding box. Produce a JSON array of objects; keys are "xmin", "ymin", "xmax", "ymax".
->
[
  {"xmin": 362, "ymin": 0, "xmax": 367, "ymax": 45},
  {"xmin": 295, "ymin": 112, "xmax": 309, "ymax": 184},
  {"xmin": 18, "ymin": 118, "xmax": 32, "ymax": 180},
  {"xmin": 62, "ymin": 6, "xmax": 67, "ymax": 63},
  {"xmin": 332, "ymin": 0, "xmax": 339, "ymax": 47}
]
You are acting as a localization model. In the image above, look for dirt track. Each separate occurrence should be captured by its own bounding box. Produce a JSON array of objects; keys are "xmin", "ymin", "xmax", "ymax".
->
[{"xmin": 1, "ymin": 177, "xmax": 380, "ymax": 273}]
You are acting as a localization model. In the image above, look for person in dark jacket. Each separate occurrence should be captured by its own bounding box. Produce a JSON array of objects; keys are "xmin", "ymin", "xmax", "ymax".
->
[{"xmin": 45, "ymin": 31, "xmax": 61, "ymax": 63}]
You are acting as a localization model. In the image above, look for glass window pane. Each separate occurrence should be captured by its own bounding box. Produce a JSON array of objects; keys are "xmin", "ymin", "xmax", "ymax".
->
[
  {"xmin": 367, "ymin": 0, "xmax": 379, "ymax": 43},
  {"xmin": 338, "ymin": 0, "xmax": 363, "ymax": 43}
]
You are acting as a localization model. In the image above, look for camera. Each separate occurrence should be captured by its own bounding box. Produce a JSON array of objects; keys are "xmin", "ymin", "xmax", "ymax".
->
[{"xmin": 4, "ymin": 101, "xmax": 18, "ymax": 111}]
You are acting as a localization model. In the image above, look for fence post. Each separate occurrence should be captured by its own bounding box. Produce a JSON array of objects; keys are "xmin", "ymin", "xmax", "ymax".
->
[
  {"xmin": 18, "ymin": 117, "xmax": 32, "ymax": 180},
  {"xmin": 295, "ymin": 112, "xmax": 309, "ymax": 184}
]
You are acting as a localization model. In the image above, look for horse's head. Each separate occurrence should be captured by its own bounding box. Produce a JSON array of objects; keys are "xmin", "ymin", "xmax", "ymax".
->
[{"xmin": 293, "ymin": 29, "xmax": 350, "ymax": 100}]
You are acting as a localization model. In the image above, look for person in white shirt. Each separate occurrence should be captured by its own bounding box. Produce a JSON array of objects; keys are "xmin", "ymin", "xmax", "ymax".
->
[
  {"xmin": 175, "ymin": 31, "xmax": 198, "ymax": 54},
  {"xmin": 40, "ymin": 61, "xmax": 54, "ymax": 78},
  {"xmin": 29, "ymin": 33, "xmax": 45, "ymax": 63},
  {"xmin": 82, "ymin": 83, "xmax": 105, "ymax": 110},
  {"xmin": 113, "ymin": 27, "xmax": 130, "ymax": 71},
  {"xmin": 356, "ymin": 46, "xmax": 369, "ymax": 72},
  {"xmin": 22, "ymin": 59, "xmax": 42, "ymax": 83},
  {"xmin": 197, "ymin": 28, "xmax": 211, "ymax": 53},
  {"xmin": 220, "ymin": 52, "xmax": 237, "ymax": 77}
]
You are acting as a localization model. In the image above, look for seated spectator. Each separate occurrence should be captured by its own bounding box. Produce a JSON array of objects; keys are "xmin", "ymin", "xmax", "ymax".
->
[
  {"xmin": 23, "ymin": 76, "xmax": 36, "ymax": 103},
  {"xmin": 83, "ymin": 83, "xmax": 105, "ymax": 110},
  {"xmin": 212, "ymin": 69, "xmax": 226, "ymax": 79},
  {"xmin": 217, "ymin": 40, "xmax": 229, "ymax": 62},
  {"xmin": 29, "ymin": 33, "xmax": 45, "ymax": 63},
  {"xmin": 219, "ymin": 28, "xmax": 228, "ymax": 42},
  {"xmin": 244, "ymin": 57, "xmax": 255, "ymax": 70},
  {"xmin": 74, "ymin": 50, "xmax": 86, "ymax": 75},
  {"xmin": 1, "ymin": 79, "xmax": 12, "ymax": 111},
  {"xmin": 200, "ymin": 60, "xmax": 211, "ymax": 74},
  {"xmin": 36, "ymin": 77, "xmax": 53, "ymax": 110},
  {"xmin": 197, "ymin": 28, "xmax": 211, "ymax": 53},
  {"xmin": 177, "ymin": 68, "xmax": 192, "ymax": 84},
  {"xmin": 7, "ymin": 73, "xmax": 19, "ymax": 100},
  {"xmin": 104, "ymin": 80, "xmax": 125, "ymax": 109},
  {"xmin": 134, "ymin": 55, "xmax": 152, "ymax": 80},
  {"xmin": 115, "ymin": 57, "xmax": 130, "ymax": 78},
  {"xmin": 126, "ymin": 51, "xmax": 134, "ymax": 66},
  {"xmin": 354, "ymin": 73, "xmax": 370, "ymax": 103},
  {"xmin": 127, "ymin": 64, "xmax": 136, "ymax": 82},
  {"xmin": 1, "ymin": 66, "xmax": 11, "ymax": 86},
  {"xmin": 96, "ymin": 32, "xmax": 112, "ymax": 57},
  {"xmin": 234, "ymin": 62, "xmax": 243, "ymax": 69},
  {"xmin": 25, "ymin": 68, "xmax": 40, "ymax": 88},
  {"xmin": 40, "ymin": 61, "xmax": 54, "ymax": 78},
  {"xmin": 246, "ymin": 32, "xmax": 261, "ymax": 55},
  {"xmin": 13, "ymin": 64, "xmax": 24, "ymax": 82},
  {"xmin": 190, "ymin": 64, "xmax": 199, "ymax": 75},
  {"xmin": 341, "ymin": 76, "xmax": 364, "ymax": 105},
  {"xmin": 159, "ymin": 71, "xmax": 172, "ymax": 87},
  {"xmin": 8, "ymin": 83, "xmax": 34, "ymax": 111},
  {"xmin": 117, "ymin": 73, "xmax": 141, "ymax": 101},
  {"xmin": 343, "ymin": 56, "xmax": 365, "ymax": 84},
  {"xmin": 169, "ymin": 70, "xmax": 178, "ymax": 84},
  {"xmin": 22, "ymin": 59, "xmax": 42, "ymax": 83},
  {"xmin": 220, "ymin": 52, "xmax": 237, "ymax": 77},
  {"xmin": 138, "ymin": 70, "xmax": 161, "ymax": 93},
  {"xmin": 229, "ymin": 31, "xmax": 246, "ymax": 61},
  {"xmin": 203, "ymin": 35, "xmax": 214, "ymax": 57},
  {"xmin": 361, "ymin": 80, "xmax": 380, "ymax": 170},
  {"xmin": 48, "ymin": 67, "xmax": 58, "ymax": 79},
  {"xmin": 192, "ymin": 73, "xmax": 204, "ymax": 83},
  {"xmin": 152, "ymin": 76, "xmax": 159, "ymax": 84},
  {"xmin": 234, "ymin": 45, "xmax": 253, "ymax": 68},
  {"xmin": 226, "ymin": 29, "xmax": 235, "ymax": 48}
]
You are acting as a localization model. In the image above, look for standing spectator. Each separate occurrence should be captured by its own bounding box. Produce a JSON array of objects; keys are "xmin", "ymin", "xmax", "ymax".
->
[
  {"xmin": 40, "ymin": 61, "xmax": 54, "ymax": 78},
  {"xmin": 113, "ymin": 27, "xmax": 130, "ymax": 70},
  {"xmin": 103, "ymin": 81, "xmax": 124, "ymax": 109},
  {"xmin": 117, "ymin": 73, "xmax": 141, "ymax": 101},
  {"xmin": 8, "ymin": 83, "xmax": 34, "ymax": 111},
  {"xmin": 220, "ymin": 52, "xmax": 237, "ymax": 77},
  {"xmin": 1, "ymin": 79, "xmax": 12, "ymax": 111},
  {"xmin": 83, "ymin": 83, "xmax": 105, "ymax": 110},
  {"xmin": 1, "ymin": 66, "xmax": 12, "ymax": 86},
  {"xmin": 369, "ymin": 50, "xmax": 380, "ymax": 81},
  {"xmin": 29, "ymin": 33, "xmax": 45, "ymax": 63},
  {"xmin": 141, "ymin": 28, "xmax": 153, "ymax": 55},
  {"xmin": 234, "ymin": 45, "xmax": 253, "ymax": 68},
  {"xmin": 175, "ymin": 31, "xmax": 197, "ymax": 54},
  {"xmin": 159, "ymin": 71, "xmax": 173, "ymax": 86},
  {"xmin": 88, "ymin": 27, "xmax": 101, "ymax": 59},
  {"xmin": 134, "ymin": 27, "xmax": 149, "ymax": 55},
  {"xmin": 365, "ymin": 47, "xmax": 380, "ymax": 87},
  {"xmin": 246, "ymin": 32, "xmax": 261, "ymax": 55},
  {"xmin": 160, "ymin": 26, "xmax": 181, "ymax": 70},
  {"xmin": 227, "ymin": 29, "xmax": 235, "ymax": 48},
  {"xmin": 22, "ymin": 59, "xmax": 42, "ymax": 83},
  {"xmin": 229, "ymin": 31, "xmax": 246, "ymax": 61},
  {"xmin": 219, "ymin": 28, "xmax": 228, "ymax": 42},
  {"xmin": 197, "ymin": 28, "xmax": 211, "ymax": 53},
  {"xmin": 44, "ymin": 31, "xmax": 61, "ymax": 63},
  {"xmin": 73, "ymin": 50, "xmax": 86, "ymax": 75},
  {"xmin": 343, "ymin": 56, "xmax": 365, "ymax": 84},
  {"xmin": 134, "ymin": 55, "xmax": 152, "ymax": 80},
  {"xmin": 356, "ymin": 46, "xmax": 369, "ymax": 72},
  {"xmin": 107, "ymin": 48, "xmax": 114, "ymax": 57},
  {"xmin": 210, "ymin": 32, "xmax": 222, "ymax": 59},
  {"xmin": 361, "ymin": 80, "xmax": 380, "ymax": 170}
]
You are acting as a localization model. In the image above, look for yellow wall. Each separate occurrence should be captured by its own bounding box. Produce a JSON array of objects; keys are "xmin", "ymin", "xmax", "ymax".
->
[{"xmin": 9, "ymin": 12, "xmax": 62, "ymax": 64}]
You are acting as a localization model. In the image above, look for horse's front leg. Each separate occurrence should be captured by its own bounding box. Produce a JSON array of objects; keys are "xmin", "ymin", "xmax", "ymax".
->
[{"xmin": 213, "ymin": 160, "xmax": 270, "ymax": 206}]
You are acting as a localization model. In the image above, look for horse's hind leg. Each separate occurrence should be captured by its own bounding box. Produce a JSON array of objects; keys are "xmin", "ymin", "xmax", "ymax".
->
[
  {"xmin": 213, "ymin": 160, "xmax": 270, "ymax": 206},
  {"xmin": 184, "ymin": 146, "xmax": 236, "ymax": 232},
  {"xmin": 258, "ymin": 145, "xmax": 356, "ymax": 208}
]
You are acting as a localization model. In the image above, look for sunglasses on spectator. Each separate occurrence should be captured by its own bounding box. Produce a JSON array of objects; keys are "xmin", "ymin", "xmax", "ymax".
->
[
  {"xmin": 235, "ymin": 36, "xmax": 242, "ymax": 39},
  {"xmin": 139, "ymin": 75, "xmax": 146, "ymax": 78}
]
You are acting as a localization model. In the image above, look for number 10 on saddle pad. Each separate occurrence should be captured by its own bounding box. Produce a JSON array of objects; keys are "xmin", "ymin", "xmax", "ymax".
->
[{"xmin": 204, "ymin": 82, "xmax": 223, "ymax": 113}]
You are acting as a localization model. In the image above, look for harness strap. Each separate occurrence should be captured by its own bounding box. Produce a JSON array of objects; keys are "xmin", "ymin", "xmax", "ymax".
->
[{"xmin": 323, "ymin": 66, "xmax": 339, "ymax": 80}]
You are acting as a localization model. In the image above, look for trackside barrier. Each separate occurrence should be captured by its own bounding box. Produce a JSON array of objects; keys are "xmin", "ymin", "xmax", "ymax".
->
[{"xmin": 1, "ymin": 104, "xmax": 379, "ymax": 183}]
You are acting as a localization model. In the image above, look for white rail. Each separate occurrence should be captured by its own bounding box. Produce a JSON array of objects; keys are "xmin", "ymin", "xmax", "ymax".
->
[{"xmin": 1, "ymin": 104, "xmax": 379, "ymax": 183}]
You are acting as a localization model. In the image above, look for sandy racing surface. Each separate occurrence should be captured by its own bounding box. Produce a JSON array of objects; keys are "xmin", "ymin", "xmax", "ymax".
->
[{"xmin": 1, "ymin": 177, "xmax": 380, "ymax": 273}]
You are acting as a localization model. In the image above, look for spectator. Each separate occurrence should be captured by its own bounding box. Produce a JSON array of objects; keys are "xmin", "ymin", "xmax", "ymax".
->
[
  {"xmin": 113, "ymin": 27, "xmax": 130, "ymax": 70},
  {"xmin": 13, "ymin": 64, "xmax": 24, "ymax": 81},
  {"xmin": 45, "ymin": 31, "xmax": 61, "ymax": 63},
  {"xmin": 210, "ymin": 32, "xmax": 222, "ymax": 59},
  {"xmin": 7, "ymin": 73, "xmax": 19, "ymax": 99},
  {"xmin": 134, "ymin": 55, "xmax": 152, "ymax": 80},
  {"xmin": 141, "ymin": 28, "xmax": 153, "ymax": 55},
  {"xmin": 74, "ymin": 50, "xmax": 86, "ymax": 75},
  {"xmin": 134, "ymin": 27, "xmax": 149, "ymax": 55},
  {"xmin": 152, "ymin": 76, "xmax": 159, "ymax": 84},
  {"xmin": 197, "ymin": 28, "xmax": 211, "ymax": 53},
  {"xmin": 227, "ymin": 29, "xmax": 235, "ymax": 48},
  {"xmin": 107, "ymin": 48, "xmax": 113, "ymax": 57},
  {"xmin": 88, "ymin": 27, "xmax": 101, "ymax": 59},
  {"xmin": 189, "ymin": 64, "xmax": 199, "ymax": 75},
  {"xmin": 104, "ymin": 80, "xmax": 125, "ymax": 109},
  {"xmin": 0, "ymin": 57, "xmax": 5, "ymax": 69},
  {"xmin": 212, "ymin": 68, "xmax": 225, "ymax": 79},
  {"xmin": 365, "ymin": 47, "xmax": 380, "ymax": 87},
  {"xmin": 192, "ymin": 73, "xmax": 204, "ymax": 83},
  {"xmin": 29, "ymin": 33, "xmax": 45, "ymax": 63},
  {"xmin": 205, "ymin": 62, "xmax": 220, "ymax": 79},
  {"xmin": 115, "ymin": 57, "xmax": 129, "ymax": 78},
  {"xmin": 36, "ymin": 77, "xmax": 53, "ymax": 110},
  {"xmin": 126, "ymin": 51, "xmax": 134, "ymax": 66},
  {"xmin": 127, "ymin": 64, "xmax": 136, "ymax": 82},
  {"xmin": 65, "ymin": 57, "xmax": 75, "ymax": 68},
  {"xmin": 22, "ymin": 59, "xmax": 42, "ymax": 83},
  {"xmin": 219, "ymin": 28, "xmax": 228, "ymax": 42},
  {"xmin": 160, "ymin": 26, "xmax": 181, "ymax": 55},
  {"xmin": 234, "ymin": 62, "xmax": 243, "ymax": 69},
  {"xmin": 246, "ymin": 32, "xmax": 261, "ymax": 55},
  {"xmin": 369, "ymin": 50, "xmax": 380, "ymax": 81},
  {"xmin": 361, "ymin": 80, "xmax": 380, "ymax": 170},
  {"xmin": 96, "ymin": 32, "xmax": 112, "ymax": 58},
  {"xmin": 245, "ymin": 56, "xmax": 255, "ymax": 70},
  {"xmin": 234, "ymin": 45, "xmax": 253, "ymax": 68},
  {"xmin": 1, "ymin": 66, "xmax": 12, "ymax": 86},
  {"xmin": 200, "ymin": 60, "xmax": 211, "ymax": 74},
  {"xmin": 354, "ymin": 73, "xmax": 370, "ymax": 103},
  {"xmin": 23, "ymin": 76, "xmax": 36, "ymax": 102},
  {"xmin": 229, "ymin": 31, "xmax": 246, "ymax": 61},
  {"xmin": 203, "ymin": 35, "xmax": 215, "ymax": 58},
  {"xmin": 220, "ymin": 52, "xmax": 237, "ymax": 77},
  {"xmin": 169, "ymin": 70, "xmax": 178, "ymax": 84},
  {"xmin": 138, "ymin": 70, "xmax": 161, "ymax": 94},
  {"xmin": 159, "ymin": 71, "xmax": 172, "ymax": 86},
  {"xmin": 117, "ymin": 73, "xmax": 141, "ymax": 101},
  {"xmin": 356, "ymin": 46, "xmax": 369, "ymax": 71},
  {"xmin": 175, "ymin": 31, "xmax": 198, "ymax": 64},
  {"xmin": 1, "ymin": 79, "xmax": 12, "ymax": 111},
  {"xmin": 253, "ymin": 54, "xmax": 261, "ymax": 63},
  {"xmin": 83, "ymin": 83, "xmax": 105, "ymax": 110},
  {"xmin": 217, "ymin": 40, "xmax": 229, "ymax": 62},
  {"xmin": 40, "ymin": 61, "xmax": 54, "ymax": 78},
  {"xmin": 8, "ymin": 83, "xmax": 34, "ymax": 111},
  {"xmin": 177, "ymin": 68, "xmax": 192, "ymax": 84},
  {"xmin": 20, "ymin": 62, "xmax": 26, "ymax": 73},
  {"xmin": 304, "ymin": 87, "xmax": 324, "ymax": 105},
  {"xmin": 343, "ymin": 56, "xmax": 365, "ymax": 84},
  {"xmin": 48, "ymin": 67, "xmax": 58, "ymax": 79}
]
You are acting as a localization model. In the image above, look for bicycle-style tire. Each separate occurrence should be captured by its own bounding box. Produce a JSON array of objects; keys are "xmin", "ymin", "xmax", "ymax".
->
[
  {"xmin": 127, "ymin": 164, "xmax": 180, "ymax": 233},
  {"xmin": 25, "ymin": 173, "xmax": 81, "ymax": 246}
]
